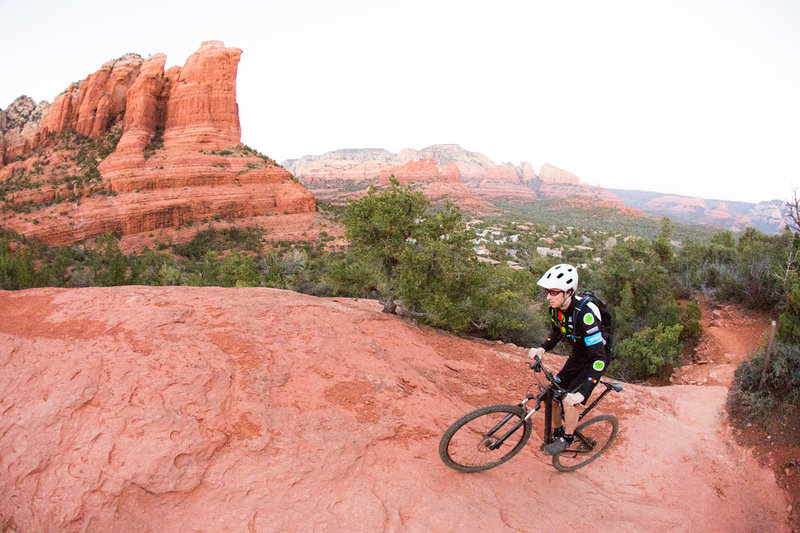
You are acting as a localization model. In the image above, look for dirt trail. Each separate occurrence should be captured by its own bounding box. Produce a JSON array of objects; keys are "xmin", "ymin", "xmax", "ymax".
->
[
  {"xmin": 672, "ymin": 297, "xmax": 800, "ymax": 531},
  {"xmin": 671, "ymin": 297, "xmax": 773, "ymax": 388}
]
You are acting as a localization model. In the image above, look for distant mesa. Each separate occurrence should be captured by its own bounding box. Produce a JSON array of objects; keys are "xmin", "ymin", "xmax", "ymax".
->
[
  {"xmin": 0, "ymin": 41, "xmax": 315, "ymax": 246},
  {"xmin": 286, "ymin": 145, "xmax": 785, "ymax": 233},
  {"xmin": 538, "ymin": 162, "xmax": 580, "ymax": 184},
  {"xmin": 285, "ymin": 147, "xmax": 626, "ymax": 211}
]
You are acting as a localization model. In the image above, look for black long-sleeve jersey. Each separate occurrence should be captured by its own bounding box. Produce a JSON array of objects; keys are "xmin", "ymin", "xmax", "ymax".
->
[{"xmin": 539, "ymin": 294, "xmax": 610, "ymax": 397}]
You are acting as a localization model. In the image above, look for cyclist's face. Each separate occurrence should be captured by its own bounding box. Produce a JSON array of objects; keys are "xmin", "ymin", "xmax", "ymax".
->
[
  {"xmin": 546, "ymin": 289, "xmax": 572, "ymax": 310},
  {"xmin": 546, "ymin": 289, "xmax": 564, "ymax": 307}
]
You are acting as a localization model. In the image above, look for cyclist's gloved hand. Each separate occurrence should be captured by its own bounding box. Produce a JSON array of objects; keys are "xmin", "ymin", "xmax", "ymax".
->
[{"xmin": 528, "ymin": 347, "xmax": 545, "ymax": 359}]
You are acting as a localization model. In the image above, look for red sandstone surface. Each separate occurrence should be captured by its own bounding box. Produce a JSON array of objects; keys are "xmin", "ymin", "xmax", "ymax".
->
[
  {"xmin": 0, "ymin": 286, "xmax": 792, "ymax": 532},
  {"xmin": 0, "ymin": 41, "xmax": 314, "ymax": 246}
]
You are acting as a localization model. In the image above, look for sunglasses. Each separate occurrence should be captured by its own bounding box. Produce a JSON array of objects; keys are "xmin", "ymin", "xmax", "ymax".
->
[{"xmin": 546, "ymin": 289, "xmax": 563, "ymax": 297}]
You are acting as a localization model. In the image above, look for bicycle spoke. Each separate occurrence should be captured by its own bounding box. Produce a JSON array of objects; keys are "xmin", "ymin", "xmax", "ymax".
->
[
  {"xmin": 440, "ymin": 405, "xmax": 532, "ymax": 473},
  {"xmin": 552, "ymin": 414, "xmax": 618, "ymax": 472}
]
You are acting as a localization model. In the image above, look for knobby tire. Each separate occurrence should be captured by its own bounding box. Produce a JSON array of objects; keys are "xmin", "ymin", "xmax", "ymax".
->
[{"xmin": 439, "ymin": 404, "xmax": 532, "ymax": 473}]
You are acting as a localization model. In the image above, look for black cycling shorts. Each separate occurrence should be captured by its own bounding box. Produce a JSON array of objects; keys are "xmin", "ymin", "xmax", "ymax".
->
[{"xmin": 556, "ymin": 354, "xmax": 609, "ymax": 402}]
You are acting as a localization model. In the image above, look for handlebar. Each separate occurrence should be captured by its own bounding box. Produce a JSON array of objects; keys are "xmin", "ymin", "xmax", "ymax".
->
[{"xmin": 527, "ymin": 355, "xmax": 566, "ymax": 400}]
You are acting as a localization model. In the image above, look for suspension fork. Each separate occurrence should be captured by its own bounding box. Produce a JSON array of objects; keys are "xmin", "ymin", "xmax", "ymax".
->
[
  {"xmin": 541, "ymin": 388, "xmax": 557, "ymax": 445},
  {"xmin": 485, "ymin": 392, "xmax": 540, "ymax": 451}
]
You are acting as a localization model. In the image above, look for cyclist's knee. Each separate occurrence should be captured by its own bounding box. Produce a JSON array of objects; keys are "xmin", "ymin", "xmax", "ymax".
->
[{"xmin": 565, "ymin": 392, "xmax": 584, "ymax": 406}]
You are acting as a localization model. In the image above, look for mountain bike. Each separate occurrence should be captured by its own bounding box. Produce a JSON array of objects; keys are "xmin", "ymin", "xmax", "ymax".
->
[{"xmin": 439, "ymin": 355, "xmax": 622, "ymax": 472}]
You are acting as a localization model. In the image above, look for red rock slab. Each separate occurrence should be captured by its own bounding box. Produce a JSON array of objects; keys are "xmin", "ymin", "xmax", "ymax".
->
[{"xmin": 0, "ymin": 287, "xmax": 790, "ymax": 532}]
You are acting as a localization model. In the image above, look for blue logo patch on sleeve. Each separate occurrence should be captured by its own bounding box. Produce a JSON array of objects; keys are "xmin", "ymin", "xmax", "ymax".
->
[{"xmin": 585, "ymin": 332, "xmax": 604, "ymax": 346}]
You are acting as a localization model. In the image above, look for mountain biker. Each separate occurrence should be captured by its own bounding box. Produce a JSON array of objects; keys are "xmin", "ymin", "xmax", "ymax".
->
[{"xmin": 528, "ymin": 263, "xmax": 610, "ymax": 455}]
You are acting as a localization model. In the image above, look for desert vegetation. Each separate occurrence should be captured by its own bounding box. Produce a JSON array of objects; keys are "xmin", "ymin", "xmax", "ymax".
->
[{"xmin": 0, "ymin": 126, "xmax": 123, "ymax": 212}]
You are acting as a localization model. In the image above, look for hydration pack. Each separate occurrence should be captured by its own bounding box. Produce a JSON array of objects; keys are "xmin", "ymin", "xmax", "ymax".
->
[{"xmin": 573, "ymin": 290, "xmax": 616, "ymax": 357}]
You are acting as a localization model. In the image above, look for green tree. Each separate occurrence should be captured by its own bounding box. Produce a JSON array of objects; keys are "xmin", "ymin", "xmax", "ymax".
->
[
  {"xmin": 326, "ymin": 253, "xmax": 382, "ymax": 297},
  {"xmin": 92, "ymin": 233, "xmax": 127, "ymax": 286},
  {"xmin": 0, "ymin": 240, "xmax": 36, "ymax": 289},
  {"xmin": 613, "ymin": 282, "xmax": 636, "ymax": 339},
  {"xmin": 49, "ymin": 246, "xmax": 74, "ymax": 287},
  {"xmin": 395, "ymin": 202, "xmax": 479, "ymax": 331},
  {"xmin": 597, "ymin": 237, "xmax": 670, "ymax": 319},
  {"xmin": 342, "ymin": 177, "xmax": 427, "ymax": 313},
  {"xmin": 653, "ymin": 217, "xmax": 675, "ymax": 266}
]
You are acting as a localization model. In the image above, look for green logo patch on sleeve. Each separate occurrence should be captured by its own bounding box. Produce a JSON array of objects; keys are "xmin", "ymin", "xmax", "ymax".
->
[
  {"xmin": 592, "ymin": 360, "xmax": 605, "ymax": 371},
  {"xmin": 583, "ymin": 313, "xmax": 595, "ymax": 325}
]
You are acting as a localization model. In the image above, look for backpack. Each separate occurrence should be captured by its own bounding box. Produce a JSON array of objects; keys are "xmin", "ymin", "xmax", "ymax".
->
[{"xmin": 572, "ymin": 290, "xmax": 616, "ymax": 358}]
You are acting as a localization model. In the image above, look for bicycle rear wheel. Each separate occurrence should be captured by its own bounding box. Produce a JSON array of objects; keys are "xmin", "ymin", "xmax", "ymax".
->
[
  {"xmin": 439, "ymin": 404, "xmax": 532, "ymax": 473},
  {"xmin": 552, "ymin": 414, "xmax": 618, "ymax": 472}
]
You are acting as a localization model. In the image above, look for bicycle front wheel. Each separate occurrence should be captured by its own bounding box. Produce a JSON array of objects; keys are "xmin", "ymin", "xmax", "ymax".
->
[
  {"xmin": 439, "ymin": 404, "xmax": 532, "ymax": 473},
  {"xmin": 552, "ymin": 414, "xmax": 618, "ymax": 472}
]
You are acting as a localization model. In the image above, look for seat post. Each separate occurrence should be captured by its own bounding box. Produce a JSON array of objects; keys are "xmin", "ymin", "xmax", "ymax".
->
[{"xmin": 579, "ymin": 385, "xmax": 613, "ymax": 420}]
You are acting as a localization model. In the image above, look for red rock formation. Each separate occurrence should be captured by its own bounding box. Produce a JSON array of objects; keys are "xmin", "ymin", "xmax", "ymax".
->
[
  {"xmin": 378, "ymin": 157, "xmax": 441, "ymax": 185},
  {"xmin": 538, "ymin": 162, "xmax": 581, "ymax": 185},
  {"xmin": 35, "ymin": 84, "xmax": 78, "ymax": 142},
  {"xmin": 0, "ymin": 42, "xmax": 314, "ymax": 246},
  {"xmin": 163, "ymin": 41, "xmax": 242, "ymax": 151},
  {"xmin": 645, "ymin": 195, "xmax": 708, "ymax": 214},
  {"xmin": 114, "ymin": 54, "xmax": 168, "ymax": 155},
  {"xmin": 482, "ymin": 165, "xmax": 520, "ymax": 185},
  {"xmin": 1, "ymin": 96, "xmax": 48, "ymax": 163},
  {"xmin": 440, "ymin": 161, "xmax": 461, "ymax": 183},
  {"xmin": 74, "ymin": 54, "xmax": 143, "ymax": 139},
  {"xmin": 35, "ymin": 55, "xmax": 144, "ymax": 144}
]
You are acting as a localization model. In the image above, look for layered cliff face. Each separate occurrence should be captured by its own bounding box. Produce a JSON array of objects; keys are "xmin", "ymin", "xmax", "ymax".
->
[
  {"xmin": 0, "ymin": 41, "xmax": 314, "ymax": 246},
  {"xmin": 377, "ymin": 158, "xmax": 459, "ymax": 185},
  {"xmin": 286, "ymin": 147, "xmax": 630, "ymax": 207},
  {"xmin": 285, "ymin": 144, "xmax": 537, "ymax": 204}
]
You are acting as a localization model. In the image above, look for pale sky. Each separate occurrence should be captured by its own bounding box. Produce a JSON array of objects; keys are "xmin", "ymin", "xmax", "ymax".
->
[{"xmin": 1, "ymin": 0, "xmax": 798, "ymax": 203}]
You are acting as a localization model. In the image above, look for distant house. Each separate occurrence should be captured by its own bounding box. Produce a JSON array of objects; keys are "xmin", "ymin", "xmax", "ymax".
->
[{"xmin": 536, "ymin": 247, "xmax": 562, "ymax": 258}]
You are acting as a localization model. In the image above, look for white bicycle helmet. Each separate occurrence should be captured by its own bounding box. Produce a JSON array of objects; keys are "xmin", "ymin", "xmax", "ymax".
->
[{"xmin": 537, "ymin": 263, "xmax": 578, "ymax": 293}]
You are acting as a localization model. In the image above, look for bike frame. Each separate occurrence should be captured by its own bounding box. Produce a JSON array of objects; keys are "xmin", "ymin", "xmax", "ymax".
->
[{"xmin": 485, "ymin": 356, "xmax": 614, "ymax": 451}]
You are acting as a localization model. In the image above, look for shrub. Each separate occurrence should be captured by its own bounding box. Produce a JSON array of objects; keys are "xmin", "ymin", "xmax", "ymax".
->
[
  {"xmin": 610, "ymin": 323, "xmax": 684, "ymax": 381},
  {"xmin": 730, "ymin": 341, "xmax": 800, "ymax": 424}
]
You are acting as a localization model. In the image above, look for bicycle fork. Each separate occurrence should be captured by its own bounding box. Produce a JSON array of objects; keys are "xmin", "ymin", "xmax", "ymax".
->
[{"xmin": 485, "ymin": 391, "xmax": 553, "ymax": 451}]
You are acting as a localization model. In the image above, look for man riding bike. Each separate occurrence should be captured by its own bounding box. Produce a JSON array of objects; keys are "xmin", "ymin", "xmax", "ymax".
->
[{"xmin": 528, "ymin": 263, "xmax": 611, "ymax": 455}]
